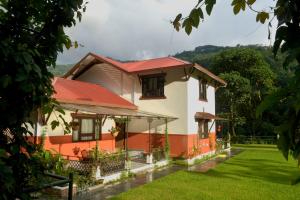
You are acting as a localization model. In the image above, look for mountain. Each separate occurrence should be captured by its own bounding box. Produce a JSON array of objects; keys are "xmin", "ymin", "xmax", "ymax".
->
[
  {"xmin": 175, "ymin": 44, "xmax": 275, "ymax": 69},
  {"xmin": 50, "ymin": 64, "xmax": 74, "ymax": 76},
  {"xmin": 175, "ymin": 44, "xmax": 296, "ymax": 87}
]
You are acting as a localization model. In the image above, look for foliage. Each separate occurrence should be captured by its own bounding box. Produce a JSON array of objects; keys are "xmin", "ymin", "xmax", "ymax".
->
[
  {"xmin": 112, "ymin": 145, "xmax": 300, "ymax": 200},
  {"xmin": 0, "ymin": 0, "xmax": 86, "ymax": 198},
  {"xmin": 211, "ymin": 48, "xmax": 275, "ymax": 137},
  {"xmin": 217, "ymin": 71, "xmax": 251, "ymax": 136},
  {"xmin": 174, "ymin": 0, "xmax": 300, "ymax": 162},
  {"xmin": 51, "ymin": 64, "xmax": 74, "ymax": 76},
  {"xmin": 33, "ymin": 150, "xmax": 66, "ymax": 174},
  {"xmin": 109, "ymin": 126, "xmax": 121, "ymax": 134}
]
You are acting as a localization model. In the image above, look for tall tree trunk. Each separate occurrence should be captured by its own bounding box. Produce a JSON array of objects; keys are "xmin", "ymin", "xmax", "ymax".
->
[{"xmin": 229, "ymin": 102, "xmax": 236, "ymax": 137}]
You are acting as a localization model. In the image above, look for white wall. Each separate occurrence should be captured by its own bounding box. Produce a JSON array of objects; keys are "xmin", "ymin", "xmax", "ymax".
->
[
  {"xmin": 129, "ymin": 68, "xmax": 188, "ymax": 134},
  {"xmin": 37, "ymin": 109, "xmax": 115, "ymax": 137},
  {"xmin": 74, "ymin": 63, "xmax": 217, "ymax": 135},
  {"xmin": 187, "ymin": 75, "xmax": 216, "ymax": 134}
]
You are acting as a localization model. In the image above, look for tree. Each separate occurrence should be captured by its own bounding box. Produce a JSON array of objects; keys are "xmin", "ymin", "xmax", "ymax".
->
[
  {"xmin": 211, "ymin": 48, "xmax": 275, "ymax": 137},
  {"xmin": 173, "ymin": 0, "xmax": 300, "ymax": 163},
  {"xmin": 217, "ymin": 71, "xmax": 251, "ymax": 137},
  {"xmin": 0, "ymin": 0, "xmax": 86, "ymax": 198}
]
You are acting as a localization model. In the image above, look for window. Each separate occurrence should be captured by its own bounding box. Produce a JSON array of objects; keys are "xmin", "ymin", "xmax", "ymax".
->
[
  {"xmin": 72, "ymin": 115, "xmax": 99, "ymax": 142},
  {"xmin": 141, "ymin": 73, "xmax": 165, "ymax": 98},
  {"xmin": 199, "ymin": 78, "xmax": 207, "ymax": 100},
  {"xmin": 198, "ymin": 120, "xmax": 209, "ymax": 139}
]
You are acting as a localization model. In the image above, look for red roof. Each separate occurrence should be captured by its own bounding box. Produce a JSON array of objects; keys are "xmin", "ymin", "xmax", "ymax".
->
[
  {"xmin": 64, "ymin": 53, "xmax": 192, "ymax": 78},
  {"xmin": 122, "ymin": 56, "xmax": 191, "ymax": 72},
  {"xmin": 53, "ymin": 77, "xmax": 137, "ymax": 110},
  {"xmin": 63, "ymin": 52, "xmax": 226, "ymax": 86}
]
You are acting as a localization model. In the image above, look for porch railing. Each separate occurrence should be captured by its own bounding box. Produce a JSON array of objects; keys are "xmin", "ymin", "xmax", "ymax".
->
[
  {"xmin": 152, "ymin": 148, "xmax": 166, "ymax": 162},
  {"xmin": 99, "ymin": 152, "xmax": 126, "ymax": 176},
  {"xmin": 63, "ymin": 152, "xmax": 126, "ymax": 176}
]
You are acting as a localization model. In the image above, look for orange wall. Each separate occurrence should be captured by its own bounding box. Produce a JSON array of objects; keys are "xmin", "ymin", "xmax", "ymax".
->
[
  {"xmin": 30, "ymin": 134, "xmax": 115, "ymax": 158},
  {"xmin": 187, "ymin": 133, "xmax": 216, "ymax": 158},
  {"xmin": 128, "ymin": 132, "xmax": 216, "ymax": 158},
  {"xmin": 30, "ymin": 132, "xmax": 215, "ymax": 159}
]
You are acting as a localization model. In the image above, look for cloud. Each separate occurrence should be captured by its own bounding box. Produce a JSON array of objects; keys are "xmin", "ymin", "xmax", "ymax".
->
[{"xmin": 57, "ymin": 0, "xmax": 276, "ymax": 64}]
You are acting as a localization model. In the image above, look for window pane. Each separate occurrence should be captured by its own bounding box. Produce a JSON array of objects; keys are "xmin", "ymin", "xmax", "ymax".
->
[
  {"xmin": 142, "ymin": 74, "xmax": 165, "ymax": 97},
  {"xmin": 81, "ymin": 135, "xmax": 93, "ymax": 141},
  {"xmin": 199, "ymin": 79, "xmax": 207, "ymax": 100},
  {"xmin": 81, "ymin": 119, "xmax": 94, "ymax": 134},
  {"xmin": 198, "ymin": 120, "xmax": 209, "ymax": 139},
  {"xmin": 72, "ymin": 130, "xmax": 79, "ymax": 141}
]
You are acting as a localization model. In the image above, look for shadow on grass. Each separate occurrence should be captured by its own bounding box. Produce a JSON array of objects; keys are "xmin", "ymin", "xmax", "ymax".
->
[{"xmin": 187, "ymin": 153, "xmax": 300, "ymax": 186}]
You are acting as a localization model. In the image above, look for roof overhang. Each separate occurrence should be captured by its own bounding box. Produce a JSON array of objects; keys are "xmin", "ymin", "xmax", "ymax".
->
[
  {"xmin": 58, "ymin": 103, "xmax": 177, "ymax": 120},
  {"xmin": 193, "ymin": 64, "xmax": 227, "ymax": 86}
]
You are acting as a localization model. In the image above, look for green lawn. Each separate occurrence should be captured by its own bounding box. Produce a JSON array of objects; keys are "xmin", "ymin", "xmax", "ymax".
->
[{"xmin": 111, "ymin": 145, "xmax": 300, "ymax": 200}]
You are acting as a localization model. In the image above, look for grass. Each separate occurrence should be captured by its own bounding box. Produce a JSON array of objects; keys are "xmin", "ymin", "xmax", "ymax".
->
[{"xmin": 111, "ymin": 145, "xmax": 300, "ymax": 200}]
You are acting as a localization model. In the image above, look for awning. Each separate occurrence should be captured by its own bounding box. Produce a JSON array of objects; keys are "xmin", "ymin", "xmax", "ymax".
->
[
  {"xmin": 58, "ymin": 103, "xmax": 177, "ymax": 120},
  {"xmin": 195, "ymin": 112, "xmax": 224, "ymax": 120}
]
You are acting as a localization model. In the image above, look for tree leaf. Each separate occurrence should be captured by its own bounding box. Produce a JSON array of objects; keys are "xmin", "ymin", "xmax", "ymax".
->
[
  {"xmin": 247, "ymin": 0, "xmax": 256, "ymax": 5},
  {"xmin": 205, "ymin": 0, "xmax": 216, "ymax": 16},
  {"xmin": 257, "ymin": 12, "xmax": 269, "ymax": 23},
  {"xmin": 185, "ymin": 23, "xmax": 192, "ymax": 35},
  {"xmin": 233, "ymin": 4, "xmax": 241, "ymax": 15},
  {"xmin": 51, "ymin": 120, "xmax": 59, "ymax": 130},
  {"xmin": 173, "ymin": 13, "xmax": 182, "ymax": 31},
  {"xmin": 174, "ymin": 13, "xmax": 182, "ymax": 23},
  {"xmin": 190, "ymin": 9, "xmax": 200, "ymax": 28},
  {"xmin": 198, "ymin": 8, "xmax": 204, "ymax": 19}
]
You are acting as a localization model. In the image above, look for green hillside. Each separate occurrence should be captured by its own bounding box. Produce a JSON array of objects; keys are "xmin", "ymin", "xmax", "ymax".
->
[
  {"xmin": 50, "ymin": 64, "xmax": 74, "ymax": 76},
  {"xmin": 175, "ymin": 44, "xmax": 296, "ymax": 87}
]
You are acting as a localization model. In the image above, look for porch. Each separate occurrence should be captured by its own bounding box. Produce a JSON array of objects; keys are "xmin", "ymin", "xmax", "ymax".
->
[{"xmin": 52, "ymin": 103, "xmax": 176, "ymax": 183}]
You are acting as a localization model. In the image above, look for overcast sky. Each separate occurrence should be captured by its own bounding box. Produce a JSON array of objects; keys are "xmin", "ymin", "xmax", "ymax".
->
[{"xmin": 57, "ymin": 0, "xmax": 276, "ymax": 64}]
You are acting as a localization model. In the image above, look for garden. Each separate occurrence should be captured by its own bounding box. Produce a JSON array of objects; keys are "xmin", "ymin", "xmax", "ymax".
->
[{"xmin": 111, "ymin": 144, "xmax": 300, "ymax": 200}]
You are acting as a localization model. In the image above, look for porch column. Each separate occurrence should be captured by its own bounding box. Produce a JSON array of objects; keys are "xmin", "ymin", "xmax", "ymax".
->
[
  {"xmin": 147, "ymin": 118, "xmax": 153, "ymax": 164},
  {"xmin": 164, "ymin": 118, "xmax": 170, "ymax": 160},
  {"xmin": 125, "ymin": 116, "xmax": 129, "ymax": 160},
  {"xmin": 95, "ymin": 116, "xmax": 102, "ymax": 160}
]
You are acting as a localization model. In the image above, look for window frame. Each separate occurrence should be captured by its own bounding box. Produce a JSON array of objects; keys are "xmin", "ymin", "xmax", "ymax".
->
[
  {"xmin": 140, "ymin": 73, "xmax": 166, "ymax": 99},
  {"xmin": 198, "ymin": 119, "xmax": 209, "ymax": 139},
  {"xmin": 71, "ymin": 114, "xmax": 98, "ymax": 142},
  {"xmin": 199, "ymin": 77, "xmax": 207, "ymax": 101}
]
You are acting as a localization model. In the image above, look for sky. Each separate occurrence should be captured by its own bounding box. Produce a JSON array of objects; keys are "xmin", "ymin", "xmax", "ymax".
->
[{"xmin": 57, "ymin": 0, "xmax": 276, "ymax": 64}]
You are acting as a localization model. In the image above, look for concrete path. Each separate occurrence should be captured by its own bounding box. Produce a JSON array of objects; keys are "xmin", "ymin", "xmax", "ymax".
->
[{"xmin": 74, "ymin": 149, "xmax": 241, "ymax": 200}]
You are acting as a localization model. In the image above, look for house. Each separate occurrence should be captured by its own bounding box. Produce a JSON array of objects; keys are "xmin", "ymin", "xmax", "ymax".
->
[{"xmin": 36, "ymin": 52, "xmax": 226, "ymax": 163}]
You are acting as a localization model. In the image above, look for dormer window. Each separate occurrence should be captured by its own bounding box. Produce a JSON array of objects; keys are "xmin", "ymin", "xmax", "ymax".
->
[
  {"xmin": 140, "ymin": 73, "xmax": 166, "ymax": 99},
  {"xmin": 199, "ymin": 78, "xmax": 207, "ymax": 101}
]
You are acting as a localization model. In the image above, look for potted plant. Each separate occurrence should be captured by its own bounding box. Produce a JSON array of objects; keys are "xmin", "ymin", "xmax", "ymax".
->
[
  {"xmin": 69, "ymin": 121, "xmax": 80, "ymax": 131},
  {"xmin": 109, "ymin": 126, "xmax": 120, "ymax": 137},
  {"xmin": 73, "ymin": 146, "xmax": 80, "ymax": 156}
]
